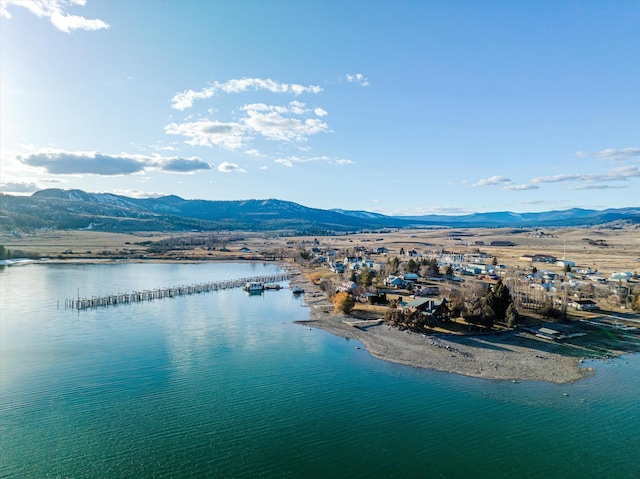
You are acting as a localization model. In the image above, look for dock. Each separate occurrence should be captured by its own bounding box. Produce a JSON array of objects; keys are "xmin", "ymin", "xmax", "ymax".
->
[
  {"xmin": 65, "ymin": 272, "xmax": 289, "ymax": 311},
  {"xmin": 343, "ymin": 319, "xmax": 384, "ymax": 329}
]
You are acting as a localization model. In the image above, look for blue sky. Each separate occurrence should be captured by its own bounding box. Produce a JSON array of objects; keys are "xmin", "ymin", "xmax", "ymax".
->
[{"xmin": 1, "ymin": 0, "xmax": 638, "ymax": 215}]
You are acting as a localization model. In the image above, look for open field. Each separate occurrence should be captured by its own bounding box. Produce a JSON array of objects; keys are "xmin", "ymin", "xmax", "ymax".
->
[{"xmin": 3, "ymin": 225, "xmax": 639, "ymax": 275}]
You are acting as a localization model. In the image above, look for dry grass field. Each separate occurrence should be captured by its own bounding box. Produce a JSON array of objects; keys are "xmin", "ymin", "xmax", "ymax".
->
[{"xmin": 2, "ymin": 226, "xmax": 639, "ymax": 276}]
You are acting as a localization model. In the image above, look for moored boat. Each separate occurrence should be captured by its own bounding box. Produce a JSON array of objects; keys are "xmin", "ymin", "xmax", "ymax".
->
[{"xmin": 244, "ymin": 281, "xmax": 264, "ymax": 293}]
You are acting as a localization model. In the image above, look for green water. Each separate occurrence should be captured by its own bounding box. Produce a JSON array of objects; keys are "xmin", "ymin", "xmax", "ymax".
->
[{"xmin": 1, "ymin": 263, "xmax": 639, "ymax": 478}]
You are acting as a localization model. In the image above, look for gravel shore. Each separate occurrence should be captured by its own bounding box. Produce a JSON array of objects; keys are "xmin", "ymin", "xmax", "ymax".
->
[{"xmin": 288, "ymin": 269, "xmax": 588, "ymax": 384}]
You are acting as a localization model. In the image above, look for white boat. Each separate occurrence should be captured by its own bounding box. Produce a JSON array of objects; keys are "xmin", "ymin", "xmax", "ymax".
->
[{"xmin": 244, "ymin": 282, "xmax": 264, "ymax": 293}]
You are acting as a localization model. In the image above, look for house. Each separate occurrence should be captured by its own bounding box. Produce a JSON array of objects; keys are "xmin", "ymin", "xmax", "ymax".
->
[
  {"xmin": 570, "ymin": 299, "xmax": 598, "ymax": 311},
  {"xmin": 331, "ymin": 263, "xmax": 345, "ymax": 274},
  {"xmin": 402, "ymin": 273, "xmax": 420, "ymax": 282},
  {"xmin": 404, "ymin": 297, "xmax": 448, "ymax": 316},
  {"xmin": 610, "ymin": 272, "xmax": 632, "ymax": 281},
  {"xmin": 557, "ymin": 260, "xmax": 576, "ymax": 268},
  {"xmin": 468, "ymin": 263, "xmax": 489, "ymax": 272},
  {"xmin": 384, "ymin": 275, "xmax": 407, "ymax": 288},
  {"xmin": 520, "ymin": 254, "xmax": 557, "ymax": 263},
  {"xmin": 464, "ymin": 266, "xmax": 482, "ymax": 275},
  {"xmin": 417, "ymin": 286, "xmax": 440, "ymax": 296},
  {"xmin": 337, "ymin": 282, "xmax": 358, "ymax": 293},
  {"xmin": 363, "ymin": 292, "xmax": 387, "ymax": 305}
]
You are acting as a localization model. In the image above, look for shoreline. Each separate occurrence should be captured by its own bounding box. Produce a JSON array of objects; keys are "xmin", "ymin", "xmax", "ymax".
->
[
  {"xmin": 2, "ymin": 258, "xmax": 628, "ymax": 384},
  {"xmin": 287, "ymin": 268, "xmax": 591, "ymax": 384}
]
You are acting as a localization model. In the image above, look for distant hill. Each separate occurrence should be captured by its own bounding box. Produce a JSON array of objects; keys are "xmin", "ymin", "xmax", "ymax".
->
[
  {"xmin": 0, "ymin": 189, "xmax": 638, "ymax": 233},
  {"xmin": 394, "ymin": 207, "xmax": 640, "ymax": 227},
  {"xmin": 0, "ymin": 189, "xmax": 404, "ymax": 233}
]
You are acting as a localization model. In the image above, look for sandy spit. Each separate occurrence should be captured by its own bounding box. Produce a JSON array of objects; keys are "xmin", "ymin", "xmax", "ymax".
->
[{"xmin": 286, "ymin": 268, "xmax": 587, "ymax": 384}]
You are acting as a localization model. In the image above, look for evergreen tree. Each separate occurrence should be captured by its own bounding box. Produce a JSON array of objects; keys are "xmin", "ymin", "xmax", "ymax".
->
[
  {"xmin": 482, "ymin": 303, "xmax": 495, "ymax": 329},
  {"xmin": 483, "ymin": 279, "xmax": 512, "ymax": 323},
  {"xmin": 358, "ymin": 266, "xmax": 373, "ymax": 288},
  {"xmin": 505, "ymin": 304, "xmax": 519, "ymax": 328},
  {"xmin": 405, "ymin": 259, "xmax": 418, "ymax": 273}
]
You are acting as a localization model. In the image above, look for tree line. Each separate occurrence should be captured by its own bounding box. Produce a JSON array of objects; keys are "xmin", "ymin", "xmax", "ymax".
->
[{"xmin": 0, "ymin": 245, "xmax": 41, "ymax": 260}]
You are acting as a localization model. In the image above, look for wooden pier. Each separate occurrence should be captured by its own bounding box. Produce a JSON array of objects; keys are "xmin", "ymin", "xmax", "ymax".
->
[{"xmin": 65, "ymin": 272, "xmax": 289, "ymax": 311}]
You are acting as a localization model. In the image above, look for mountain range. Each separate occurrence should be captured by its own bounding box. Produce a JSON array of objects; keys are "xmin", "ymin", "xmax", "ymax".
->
[{"xmin": 0, "ymin": 189, "xmax": 638, "ymax": 233}]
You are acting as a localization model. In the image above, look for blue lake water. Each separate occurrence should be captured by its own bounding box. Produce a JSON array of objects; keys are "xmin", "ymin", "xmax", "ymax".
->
[{"xmin": 1, "ymin": 262, "xmax": 639, "ymax": 478}]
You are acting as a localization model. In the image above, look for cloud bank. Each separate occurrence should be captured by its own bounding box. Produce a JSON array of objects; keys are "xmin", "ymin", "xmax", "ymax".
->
[
  {"xmin": 171, "ymin": 78, "xmax": 323, "ymax": 110},
  {"xmin": 17, "ymin": 149, "xmax": 211, "ymax": 175},
  {"xmin": 166, "ymin": 100, "xmax": 330, "ymax": 149}
]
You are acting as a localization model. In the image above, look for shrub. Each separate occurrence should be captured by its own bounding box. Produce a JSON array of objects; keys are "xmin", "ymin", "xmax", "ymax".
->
[{"xmin": 332, "ymin": 292, "xmax": 355, "ymax": 315}]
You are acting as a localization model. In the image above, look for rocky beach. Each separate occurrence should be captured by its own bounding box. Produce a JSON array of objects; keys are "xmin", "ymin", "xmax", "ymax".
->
[{"xmin": 288, "ymin": 269, "xmax": 589, "ymax": 384}]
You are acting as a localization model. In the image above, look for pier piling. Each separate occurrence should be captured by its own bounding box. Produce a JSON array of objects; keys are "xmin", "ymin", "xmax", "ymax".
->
[{"xmin": 64, "ymin": 272, "xmax": 289, "ymax": 311}]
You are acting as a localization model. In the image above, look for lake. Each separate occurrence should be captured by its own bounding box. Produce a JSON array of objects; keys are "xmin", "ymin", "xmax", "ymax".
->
[{"xmin": 1, "ymin": 262, "xmax": 639, "ymax": 478}]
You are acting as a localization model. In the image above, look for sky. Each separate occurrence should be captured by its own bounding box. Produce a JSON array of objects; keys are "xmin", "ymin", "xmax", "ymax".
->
[{"xmin": 1, "ymin": 0, "xmax": 639, "ymax": 216}]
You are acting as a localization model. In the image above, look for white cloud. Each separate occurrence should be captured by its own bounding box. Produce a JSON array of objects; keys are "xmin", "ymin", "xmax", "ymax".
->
[
  {"xmin": 243, "ymin": 109, "xmax": 329, "ymax": 142},
  {"xmin": 314, "ymin": 107, "xmax": 328, "ymax": 117},
  {"xmin": 503, "ymin": 183, "xmax": 540, "ymax": 191},
  {"xmin": 531, "ymin": 173, "xmax": 582, "ymax": 184},
  {"xmin": 473, "ymin": 175, "xmax": 511, "ymax": 187},
  {"xmin": 166, "ymin": 101, "xmax": 330, "ymax": 148},
  {"xmin": 345, "ymin": 73, "xmax": 370, "ymax": 87},
  {"xmin": 275, "ymin": 159, "xmax": 293, "ymax": 168},
  {"xmin": 516, "ymin": 164, "xmax": 640, "ymax": 194},
  {"xmin": 171, "ymin": 77, "xmax": 323, "ymax": 110},
  {"xmin": 386, "ymin": 205, "xmax": 473, "ymax": 216},
  {"xmin": 0, "ymin": 180, "xmax": 41, "ymax": 193},
  {"xmin": 112, "ymin": 189, "xmax": 166, "ymax": 199},
  {"xmin": 274, "ymin": 155, "xmax": 353, "ymax": 167},
  {"xmin": 1, "ymin": 0, "xmax": 109, "ymax": 32},
  {"xmin": 158, "ymin": 157, "xmax": 211, "ymax": 173},
  {"xmin": 335, "ymin": 159, "xmax": 353, "ymax": 166},
  {"xmin": 581, "ymin": 165, "xmax": 640, "ymax": 182},
  {"xmin": 593, "ymin": 147, "xmax": 640, "ymax": 162},
  {"xmin": 16, "ymin": 148, "xmax": 211, "ymax": 175},
  {"xmin": 568, "ymin": 184, "xmax": 628, "ymax": 190},
  {"xmin": 165, "ymin": 120, "xmax": 247, "ymax": 150},
  {"xmin": 245, "ymin": 148, "xmax": 266, "ymax": 157},
  {"xmin": 217, "ymin": 162, "xmax": 246, "ymax": 173}
]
